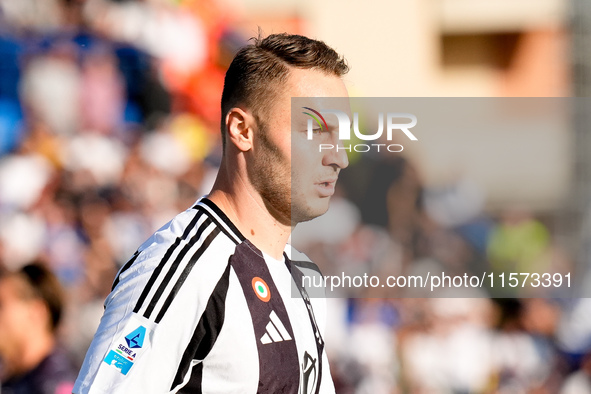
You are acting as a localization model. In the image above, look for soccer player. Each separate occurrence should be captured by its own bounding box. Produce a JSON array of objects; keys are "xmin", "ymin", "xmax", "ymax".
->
[{"xmin": 73, "ymin": 33, "xmax": 349, "ymax": 393}]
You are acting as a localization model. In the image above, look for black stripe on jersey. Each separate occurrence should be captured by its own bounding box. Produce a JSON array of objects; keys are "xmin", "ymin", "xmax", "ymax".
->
[
  {"xmin": 133, "ymin": 210, "xmax": 203, "ymax": 314},
  {"xmin": 155, "ymin": 226, "xmax": 221, "ymax": 323},
  {"xmin": 179, "ymin": 363, "xmax": 203, "ymax": 394},
  {"xmin": 142, "ymin": 217, "xmax": 213, "ymax": 319},
  {"xmin": 195, "ymin": 198, "xmax": 245, "ymax": 244},
  {"xmin": 230, "ymin": 240, "xmax": 300, "ymax": 394},
  {"xmin": 111, "ymin": 250, "xmax": 139, "ymax": 291},
  {"xmin": 290, "ymin": 259, "xmax": 323, "ymax": 277},
  {"xmin": 171, "ymin": 260, "xmax": 232, "ymax": 392}
]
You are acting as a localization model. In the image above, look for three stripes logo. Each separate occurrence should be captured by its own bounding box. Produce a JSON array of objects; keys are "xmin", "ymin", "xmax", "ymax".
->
[{"xmin": 260, "ymin": 310, "xmax": 292, "ymax": 344}]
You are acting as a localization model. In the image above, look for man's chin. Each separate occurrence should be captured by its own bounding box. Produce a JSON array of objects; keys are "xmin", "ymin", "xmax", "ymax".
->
[{"xmin": 291, "ymin": 200, "xmax": 330, "ymax": 224}]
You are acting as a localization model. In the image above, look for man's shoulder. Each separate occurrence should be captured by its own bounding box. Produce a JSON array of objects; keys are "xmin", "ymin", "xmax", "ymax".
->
[
  {"xmin": 109, "ymin": 198, "xmax": 239, "ymax": 297},
  {"xmin": 137, "ymin": 207, "xmax": 202, "ymax": 252},
  {"xmin": 137, "ymin": 197, "xmax": 241, "ymax": 256}
]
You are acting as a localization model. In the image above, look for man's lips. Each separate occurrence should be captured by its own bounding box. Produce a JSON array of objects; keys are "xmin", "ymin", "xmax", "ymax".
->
[{"xmin": 315, "ymin": 179, "xmax": 337, "ymax": 197}]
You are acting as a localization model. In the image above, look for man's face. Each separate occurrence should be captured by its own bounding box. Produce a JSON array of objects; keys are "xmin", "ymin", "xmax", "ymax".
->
[
  {"xmin": 0, "ymin": 277, "xmax": 33, "ymax": 358},
  {"xmin": 248, "ymin": 68, "xmax": 349, "ymax": 225}
]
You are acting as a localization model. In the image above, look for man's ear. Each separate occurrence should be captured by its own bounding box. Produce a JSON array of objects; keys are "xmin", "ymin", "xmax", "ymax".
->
[{"xmin": 225, "ymin": 108, "xmax": 255, "ymax": 152}]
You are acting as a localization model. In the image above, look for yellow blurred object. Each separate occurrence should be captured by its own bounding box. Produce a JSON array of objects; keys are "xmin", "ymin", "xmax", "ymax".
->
[{"xmin": 170, "ymin": 113, "xmax": 212, "ymax": 162}]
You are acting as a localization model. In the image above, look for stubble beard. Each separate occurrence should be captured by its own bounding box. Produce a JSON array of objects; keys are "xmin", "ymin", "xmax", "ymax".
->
[
  {"xmin": 249, "ymin": 121, "xmax": 327, "ymax": 226},
  {"xmin": 248, "ymin": 122, "xmax": 293, "ymax": 226}
]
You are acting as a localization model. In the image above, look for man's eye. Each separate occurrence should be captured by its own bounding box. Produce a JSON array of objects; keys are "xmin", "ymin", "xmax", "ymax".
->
[{"xmin": 312, "ymin": 128, "xmax": 323, "ymax": 134}]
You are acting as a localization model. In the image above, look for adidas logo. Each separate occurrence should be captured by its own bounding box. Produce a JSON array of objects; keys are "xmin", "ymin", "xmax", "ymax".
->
[{"xmin": 260, "ymin": 310, "xmax": 292, "ymax": 344}]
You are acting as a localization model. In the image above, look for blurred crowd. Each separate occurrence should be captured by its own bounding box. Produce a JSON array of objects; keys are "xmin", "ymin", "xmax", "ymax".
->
[
  {"xmin": 1, "ymin": 0, "xmax": 591, "ymax": 393},
  {"xmin": 0, "ymin": 0, "xmax": 238, "ymax": 373},
  {"xmin": 294, "ymin": 155, "xmax": 591, "ymax": 393}
]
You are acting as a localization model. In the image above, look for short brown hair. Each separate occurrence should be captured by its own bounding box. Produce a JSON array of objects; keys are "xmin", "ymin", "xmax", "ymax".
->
[
  {"xmin": 220, "ymin": 33, "xmax": 349, "ymax": 147},
  {"xmin": 0, "ymin": 263, "xmax": 65, "ymax": 332}
]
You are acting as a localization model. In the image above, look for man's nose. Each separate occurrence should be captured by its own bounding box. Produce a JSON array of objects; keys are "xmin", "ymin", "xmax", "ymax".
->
[{"xmin": 322, "ymin": 144, "xmax": 349, "ymax": 169}]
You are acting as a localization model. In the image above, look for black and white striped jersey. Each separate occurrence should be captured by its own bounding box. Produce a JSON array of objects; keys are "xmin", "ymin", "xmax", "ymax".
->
[{"xmin": 73, "ymin": 197, "xmax": 335, "ymax": 394}]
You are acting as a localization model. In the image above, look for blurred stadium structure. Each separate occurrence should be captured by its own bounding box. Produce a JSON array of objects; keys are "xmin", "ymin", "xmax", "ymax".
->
[{"xmin": 0, "ymin": 0, "xmax": 590, "ymax": 393}]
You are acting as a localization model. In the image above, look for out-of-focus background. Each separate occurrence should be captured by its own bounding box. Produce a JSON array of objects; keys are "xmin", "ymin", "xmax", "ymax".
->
[{"xmin": 0, "ymin": 0, "xmax": 590, "ymax": 392}]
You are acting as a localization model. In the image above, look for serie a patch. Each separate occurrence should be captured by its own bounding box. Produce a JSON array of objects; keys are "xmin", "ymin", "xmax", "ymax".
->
[{"xmin": 102, "ymin": 314, "xmax": 155, "ymax": 376}]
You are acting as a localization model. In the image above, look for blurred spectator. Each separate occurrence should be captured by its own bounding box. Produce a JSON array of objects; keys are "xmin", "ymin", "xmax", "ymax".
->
[
  {"xmin": 487, "ymin": 208, "xmax": 551, "ymax": 275},
  {"xmin": 561, "ymin": 353, "xmax": 591, "ymax": 393},
  {"xmin": 0, "ymin": 263, "xmax": 76, "ymax": 393},
  {"xmin": 399, "ymin": 297, "xmax": 495, "ymax": 393},
  {"xmin": 0, "ymin": 149, "xmax": 52, "ymax": 213},
  {"xmin": 79, "ymin": 48, "xmax": 125, "ymax": 135},
  {"xmin": 491, "ymin": 299, "xmax": 556, "ymax": 393},
  {"xmin": 19, "ymin": 43, "xmax": 81, "ymax": 136}
]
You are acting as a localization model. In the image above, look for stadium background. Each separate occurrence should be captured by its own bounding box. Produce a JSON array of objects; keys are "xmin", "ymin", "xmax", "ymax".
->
[{"xmin": 0, "ymin": 0, "xmax": 589, "ymax": 392}]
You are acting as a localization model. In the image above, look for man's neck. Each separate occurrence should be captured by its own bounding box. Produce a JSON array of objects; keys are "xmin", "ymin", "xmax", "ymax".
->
[{"xmin": 208, "ymin": 180, "xmax": 291, "ymax": 261}]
